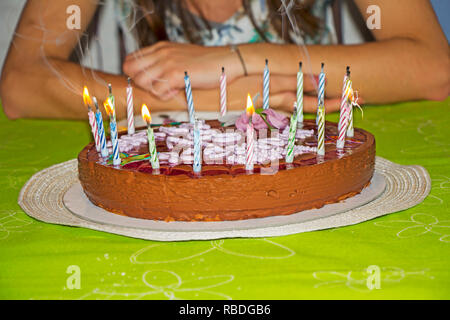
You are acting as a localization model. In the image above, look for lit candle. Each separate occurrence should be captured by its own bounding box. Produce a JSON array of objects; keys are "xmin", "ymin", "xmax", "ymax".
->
[
  {"xmin": 193, "ymin": 119, "xmax": 202, "ymax": 174},
  {"xmin": 316, "ymin": 63, "xmax": 325, "ymax": 125},
  {"xmin": 219, "ymin": 67, "xmax": 227, "ymax": 118},
  {"xmin": 104, "ymin": 98, "xmax": 121, "ymax": 166},
  {"xmin": 245, "ymin": 93, "xmax": 255, "ymax": 171},
  {"xmin": 141, "ymin": 104, "xmax": 160, "ymax": 173},
  {"xmin": 184, "ymin": 71, "xmax": 196, "ymax": 124},
  {"xmin": 296, "ymin": 62, "xmax": 304, "ymax": 125},
  {"xmin": 285, "ymin": 101, "xmax": 298, "ymax": 163},
  {"xmin": 263, "ymin": 59, "xmax": 270, "ymax": 110},
  {"xmin": 108, "ymin": 83, "xmax": 115, "ymax": 110},
  {"xmin": 126, "ymin": 77, "xmax": 135, "ymax": 135},
  {"xmin": 347, "ymin": 88, "xmax": 354, "ymax": 138},
  {"xmin": 82, "ymin": 86, "xmax": 100, "ymax": 152},
  {"xmin": 92, "ymin": 97, "xmax": 109, "ymax": 158}
]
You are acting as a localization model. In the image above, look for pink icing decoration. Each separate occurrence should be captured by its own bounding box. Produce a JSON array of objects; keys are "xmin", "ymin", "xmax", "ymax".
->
[{"xmin": 235, "ymin": 108, "xmax": 289, "ymax": 131}]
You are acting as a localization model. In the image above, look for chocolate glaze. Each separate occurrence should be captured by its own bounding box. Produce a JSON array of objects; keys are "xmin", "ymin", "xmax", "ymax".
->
[{"xmin": 78, "ymin": 119, "xmax": 375, "ymax": 221}]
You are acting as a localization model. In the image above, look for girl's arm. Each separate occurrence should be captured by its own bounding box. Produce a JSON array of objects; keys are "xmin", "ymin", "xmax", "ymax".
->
[
  {"xmin": 0, "ymin": 0, "xmax": 171, "ymax": 120},
  {"xmin": 124, "ymin": 0, "xmax": 448, "ymax": 106}
]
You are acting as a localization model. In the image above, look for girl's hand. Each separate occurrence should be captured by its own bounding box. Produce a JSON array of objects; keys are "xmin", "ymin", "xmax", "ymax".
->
[{"xmin": 123, "ymin": 41, "xmax": 240, "ymax": 99}]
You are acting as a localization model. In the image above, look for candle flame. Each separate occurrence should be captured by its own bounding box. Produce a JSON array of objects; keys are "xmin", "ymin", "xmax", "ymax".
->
[
  {"xmin": 246, "ymin": 93, "xmax": 254, "ymax": 117},
  {"xmin": 103, "ymin": 98, "xmax": 114, "ymax": 116},
  {"xmin": 141, "ymin": 104, "xmax": 152, "ymax": 124},
  {"xmin": 83, "ymin": 86, "xmax": 92, "ymax": 106}
]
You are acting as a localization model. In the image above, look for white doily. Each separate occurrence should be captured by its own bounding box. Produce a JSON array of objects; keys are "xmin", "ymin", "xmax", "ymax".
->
[{"xmin": 18, "ymin": 157, "xmax": 430, "ymax": 241}]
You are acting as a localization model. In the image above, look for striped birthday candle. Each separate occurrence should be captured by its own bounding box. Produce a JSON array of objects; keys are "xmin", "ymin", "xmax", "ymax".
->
[
  {"xmin": 338, "ymin": 66, "xmax": 350, "ymax": 132},
  {"xmin": 317, "ymin": 104, "xmax": 325, "ymax": 156},
  {"xmin": 108, "ymin": 84, "xmax": 115, "ymax": 109},
  {"xmin": 126, "ymin": 77, "xmax": 135, "ymax": 135},
  {"xmin": 316, "ymin": 63, "xmax": 325, "ymax": 125},
  {"xmin": 93, "ymin": 97, "xmax": 109, "ymax": 158},
  {"xmin": 262, "ymin": 59, "xmax": 270, "ymax": 110},
  {"xmin": 296, "ymin": 62, "xmax": 304, "ymax": 124},
  {"xmin": 88, "ymin": 108, "xmax": 100, "ymax": 152},
  {"xmin": 347, "ymin": 101, "xmax": 354, "ymax": 137},
  {"xmin": 245, "ymin": 94, "xmax": 255, "ymax": 171},
  {"xmin": 337, "ymin": 79, "xmax": 353, "ymax": 149},
  {"xmin": 219, "ymin": 67, "xmax": 227, "ymax": 117},
  {"xmin": 184, "ymin": 71, "xmax": 196, "ymax": 124},
  {"xmin": 104, "ymin": 98, "xmax": 120, "ymax": 166},
  {"xmin": 141, "ymin": 104, "xmax": 160, "ymax": 173},
  {"xmin": 82, "ymin": 87, "xmax": 101, "ymax": 152},
  {"xmin": 193, "ymin": 119, "xmax": 202, "ymax": 173},
  {"xmin": 285, "ymin": 102, "xmax": 299, "ymax": 163}
]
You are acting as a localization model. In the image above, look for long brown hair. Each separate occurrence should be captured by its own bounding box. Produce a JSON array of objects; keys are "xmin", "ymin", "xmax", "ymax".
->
[{"xmin": 134, "ymin": 0, "xmax": 322, "ymax": 47}]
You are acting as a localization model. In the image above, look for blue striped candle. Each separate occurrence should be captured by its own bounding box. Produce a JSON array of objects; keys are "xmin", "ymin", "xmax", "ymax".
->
[
  {"xmin": 316, "ymin": 63, "xmax": 325, "ymax": 125},
  {"xmin": 262, "ymin": 59, "xmax": 270, "ymax": 110},
  {"xmin": 104, "ymin": 98, "xmax": 120, "ymax": 166},
  {"xmin": 193, "ymin": 119, "xmax": 202, "ymax": 173},
  {"xmin": 109, "ymin": 119, "xmax": 120, "ymax": 166},
  {"xmin": 93, "ymin": 97, "xmax": 109, "ymax": 158},
  {"xmin": 184, "ymin": 71, "xmax": 196, "ymax": 124}
]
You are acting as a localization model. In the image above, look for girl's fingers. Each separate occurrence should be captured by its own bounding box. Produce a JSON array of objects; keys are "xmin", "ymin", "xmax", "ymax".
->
[
  {"xmin": 132, "ymin": 65, "xmax": 166, "ymax": 92},
  {"xmin": 124, "ymin": 41, "xmax": 170, "ymax": 62},
  {"xmin": 123, "ymin": 50, "xmax": 164, "ymax": 78}
]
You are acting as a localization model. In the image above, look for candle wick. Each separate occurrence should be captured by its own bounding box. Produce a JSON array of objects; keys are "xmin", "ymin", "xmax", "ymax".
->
[{"xmin": 93, "ymin": 97, "xmax": 99, "ymax": 111}]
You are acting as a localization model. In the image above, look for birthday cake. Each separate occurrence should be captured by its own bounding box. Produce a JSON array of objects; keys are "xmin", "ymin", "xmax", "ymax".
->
[{"xmin": 77, "ymin": 117, "xmax": 375, "ymax": 221}]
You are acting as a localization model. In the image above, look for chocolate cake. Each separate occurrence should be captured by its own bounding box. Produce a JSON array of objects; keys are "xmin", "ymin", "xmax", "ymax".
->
[{"xmin": 78, "ymin": 119, "xmax": 375, "ymax": 221}]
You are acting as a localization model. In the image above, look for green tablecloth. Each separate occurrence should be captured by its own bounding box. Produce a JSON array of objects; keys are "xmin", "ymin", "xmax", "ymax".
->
[{"xmin": 0, "ymin": 99, "xmax": 449, "ymax": 300}]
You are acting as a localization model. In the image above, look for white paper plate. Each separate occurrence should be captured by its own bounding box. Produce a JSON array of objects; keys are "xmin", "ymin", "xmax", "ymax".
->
[{"xmin": 63, "ymin": 173, "xmax": 386, "ymax": 233}]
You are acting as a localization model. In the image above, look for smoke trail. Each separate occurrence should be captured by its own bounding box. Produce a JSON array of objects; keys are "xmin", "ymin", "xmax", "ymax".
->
[{"xmin": 279, "ymin": 0, "xmax": 318, "ymax": 91}]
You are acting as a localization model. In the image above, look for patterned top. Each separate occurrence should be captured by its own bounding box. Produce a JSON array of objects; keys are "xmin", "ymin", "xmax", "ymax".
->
[{"xmin": 116, "ymin": 0, "xmax": 337, "ymax": 47}]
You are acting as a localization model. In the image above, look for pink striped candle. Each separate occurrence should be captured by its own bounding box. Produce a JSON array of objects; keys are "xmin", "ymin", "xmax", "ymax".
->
[
  {"xmin": 88, "ymin": 109, "xmax": 100, "ymax": 152},
  {"xmin": 338, "ymin": 66, "xmax": 350, "ymax": 132},
  {"xmin": 337, "ymin": 79, "xmax": 353, "ymax": 149},
  {"xmin": 245, "ymin": 94, "xmax": 255, "ymax": 172},
  {"xmin": 83, "ymin": 86, "xmax": 100, "ymax": 152},
  {"xmin": 126, "ymin": 77, "xmax": 135, "ymax": 135},
  {"xmin": 220, "ymin": 67, "xmax": 227, "ymax": 117}
]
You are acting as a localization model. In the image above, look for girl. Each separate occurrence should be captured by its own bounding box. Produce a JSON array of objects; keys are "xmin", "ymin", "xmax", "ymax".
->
[{"xmin": 0, "ymin": 0, "xmax": 448, "ymax": 119}]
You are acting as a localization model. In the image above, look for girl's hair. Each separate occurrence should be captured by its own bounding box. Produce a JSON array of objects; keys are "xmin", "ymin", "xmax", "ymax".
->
[{"xmin": 134, "ymin": 0, "xmax": 321, "ymax": 47}]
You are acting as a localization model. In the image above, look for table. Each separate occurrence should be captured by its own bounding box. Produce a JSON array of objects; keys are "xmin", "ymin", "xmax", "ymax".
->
[{"xmin": 0, "ymin": 99, "xmax": 449, "ymax": 299}]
